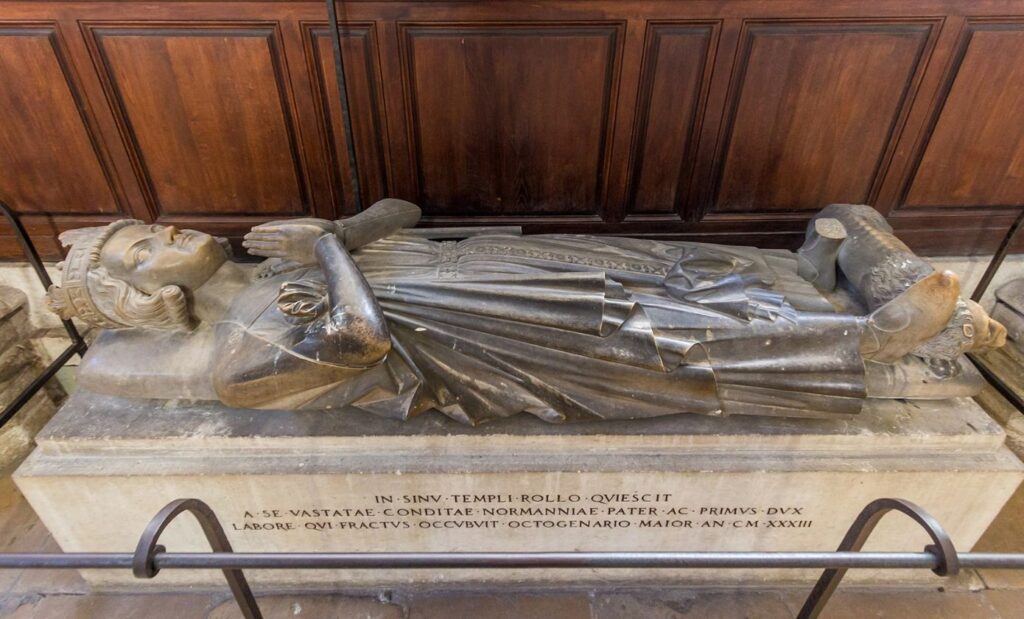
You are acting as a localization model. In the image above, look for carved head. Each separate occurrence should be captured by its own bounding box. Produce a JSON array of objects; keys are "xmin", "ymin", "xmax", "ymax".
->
[
  {"xmin": 965, "ymin": 299, "xmax": 1008, "ymax": 353},
  {"xmin": 46, "ymin": 220, "xmax": 229, "ymax": 330}
]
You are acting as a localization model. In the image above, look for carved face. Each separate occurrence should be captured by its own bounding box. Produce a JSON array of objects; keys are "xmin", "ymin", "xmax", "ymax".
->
[
  {"xmin": 99, "ymin": 224, "xmax": 227, "ymax": 294},
  {"xmin": 966, "ymin": 300, "xmax": 1008, "ymax": 353}
]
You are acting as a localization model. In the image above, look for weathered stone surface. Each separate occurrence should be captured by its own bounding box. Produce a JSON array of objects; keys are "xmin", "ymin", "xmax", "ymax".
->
[
  {"xmin": 796, "ymin": 590, "xmax": 1003, "ymax": 619},
  {"xmin": 974, "ymin": 478, "xmax": 1024, "ymax": 590},
  {"xmin": 591, "ymin": 590, "xmax": 792, "ymax": 618},
  {"xmin": 0, "ymin": 593, "xmax": 215, "ymax": 618},
  {"xmin": 14, "ymin": 391, "xmax": 1023, "ymax": 591},
  {"xmin": 29, "ymin": 391, "xmax": 1013, "ymax": 458},
  {"xmin": 209, "ymin": 595, "xmax": 404, "ymax": 619},
  {"xmin": 44, "ymin": 203, "xmax": 1006, "ymax": 424},
  {"xmin": 0, "ymin": 286, "xmax": 64, "ymax": 467},
  {"xmin": 409, "ymin": 594, "xmax": 591, "ymax": 619}
]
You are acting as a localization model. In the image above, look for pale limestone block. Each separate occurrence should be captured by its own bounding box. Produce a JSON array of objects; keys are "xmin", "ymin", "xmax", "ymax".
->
[{"xmin": 13, "ymin": 392, "xmax": 1023, "ymax": 592}]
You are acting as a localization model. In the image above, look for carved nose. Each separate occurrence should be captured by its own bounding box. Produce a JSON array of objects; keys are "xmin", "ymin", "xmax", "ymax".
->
[{"xmin": 160, "ymin": 226, "xmax": 178, "ymax": 244}]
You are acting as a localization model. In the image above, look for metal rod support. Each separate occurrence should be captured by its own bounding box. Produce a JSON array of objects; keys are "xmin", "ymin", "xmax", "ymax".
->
[
  {"xmin": 971, "ymin": 208, "xmax": 1024, "ymax": 302},
  {"xmin": 0, "ymin": 497, "xmax": 1017, "ymax": 619},
  {"xmin": 134, "ymin": 499, "xmax": 261, "ymax": 619},
  {"xmin": 0, "ymin": 342, "xmax": 82, "ymax": 427},
  {"xmin": 799, "ymin": 498, "xmax": 958, "ymax": 619}
]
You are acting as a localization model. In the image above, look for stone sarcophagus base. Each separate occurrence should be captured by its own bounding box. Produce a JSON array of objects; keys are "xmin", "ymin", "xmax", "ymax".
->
[{"xmin": 13, "ymin": 391, "xmax": 1024, "ymax": 591}]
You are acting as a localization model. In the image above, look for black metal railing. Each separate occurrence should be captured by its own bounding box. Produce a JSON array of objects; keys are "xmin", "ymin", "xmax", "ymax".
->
[
  {"xmin": 0, "ymin": 201, "xmax": 88, "ymax": 428},
  {"xmin": 0, "ymin": 497, "xmax": 1020, "ymax": 619}
]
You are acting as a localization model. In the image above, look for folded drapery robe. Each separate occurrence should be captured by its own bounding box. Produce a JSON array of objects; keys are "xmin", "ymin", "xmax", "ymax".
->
[{"xmin": 208, "ymin": 234, "xmax": 865, "ymax": 423}]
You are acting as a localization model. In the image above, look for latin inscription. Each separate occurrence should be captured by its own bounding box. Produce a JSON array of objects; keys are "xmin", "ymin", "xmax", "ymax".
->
[{"xmin": 231, "ymin": 492, "xmax": 812, "ymax": 533}]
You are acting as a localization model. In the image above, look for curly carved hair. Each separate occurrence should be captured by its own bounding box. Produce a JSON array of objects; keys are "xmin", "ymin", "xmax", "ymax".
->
[
  {"xmin": 46, "ymin": 220, "xmax": 199, "ymax": 331},
  {"xmin": 87, "ymin": 266, "xmax": 192, "ymax": 330}
]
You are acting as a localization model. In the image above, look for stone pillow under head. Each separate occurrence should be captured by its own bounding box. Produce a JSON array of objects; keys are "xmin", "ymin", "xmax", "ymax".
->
[{"xmin": 78, "ymin": 328, "xmax": 217, "ymax": 401}]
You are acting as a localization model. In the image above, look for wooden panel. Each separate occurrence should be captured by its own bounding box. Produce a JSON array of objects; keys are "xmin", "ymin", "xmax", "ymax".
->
[
  {"xmin": 86, "ymin": 24, "xmax": 309, "ymax": 218},
  {"xmin": 627, "ymin": 23, "xmax": 716, "ymax": 216},
  {"xmin": 400, "ymin": 23, "xmax": 622, "ymax": 218},
  {"xmin": 711, "ymin": 22, "xmax": 933, "ymax": 214},
  {"xmin": 307, "ymin": 24, "xmax": 388, "ymax": 216},
  {"xmin": 0, "ymin": 26, "xmax": 119, "ymax": 215},
  {"xmin": 0, "ymin": 214, "xmax": 121, "ymax": 260},
  {"xmin": 904, "ymin": 21, "xmax": 1024, "ymax": 208},
  {"xmin": 2, "ymin": 2, "xmax": 1023, "ymax": 258}
]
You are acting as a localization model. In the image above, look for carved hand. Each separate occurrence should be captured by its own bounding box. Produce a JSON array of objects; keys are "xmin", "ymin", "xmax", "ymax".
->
[{"xmin": 243, "ymin": 219, "xmax": 336, "ymax": 265}]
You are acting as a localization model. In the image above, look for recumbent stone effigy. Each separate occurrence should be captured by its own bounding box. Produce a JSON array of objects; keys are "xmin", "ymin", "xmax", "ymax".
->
[
  {"xmin": 39, "ymin": 200, "xmax": 1008, "ymax": 420},
  {"xmin": 14, "ymin": 201, "xmax": 1022, "ymax": 589}
]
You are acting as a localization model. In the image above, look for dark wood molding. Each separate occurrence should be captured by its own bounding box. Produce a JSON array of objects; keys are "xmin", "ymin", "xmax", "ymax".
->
[{"xmin": 303, "ymin": 21, "xmax": 389, "ymax": 216}]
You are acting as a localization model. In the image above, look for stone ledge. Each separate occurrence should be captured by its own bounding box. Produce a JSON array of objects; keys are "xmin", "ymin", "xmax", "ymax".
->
[{"xmin": 34, "ymin": 391, "xmax": 1009, "ymax": 459}]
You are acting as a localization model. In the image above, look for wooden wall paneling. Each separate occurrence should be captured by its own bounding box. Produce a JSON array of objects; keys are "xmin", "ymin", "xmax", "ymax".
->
[
  {"xmin": 305, "ymin": 22, "xmax": 390, "ymax": 216},
  {"xmin": 3, "ymin": 1, "xmax": 1024, "ymax": 258},
  {"xmin": 707, "ymin": 20, "xmax": 938, "ymax": 217},
  {"xmin": 0, "ymin": 24, "xmax": 122, "ymax": 216},
  {"xmin": 890, "ymin": 208, "xmax": 1024, "ymax": 254},
  {"xmin": 0, "ymin": 22, "xmax": 137, "ymax": 257},
  {"xmin": 81, "ymin": 22, "xmax": 315, "ymax": 222},
  {"xmin": 395, "ymin": 21, "xmax": 624, "ymax": 222},
  {"xmin": 683, "ymin": 17, "xmax": 743, "ymax": 225},
  {"xmin": 900, "ymin": 19, "xmax": 1024, "ymax": 210},
  {"xmin": 374, "ymin": 17, "xmax": 415, "ymax": 205},
  {"xmin": 869, "ymin": 16, "xmax": 966, "ymax": 217},
  {"xmin": 0, "ymin": 214, "xmax": 124, "ymax": 260},
  {"xmin": 593, "ymin": 15, "xmax": 646, "ymax": 225},
  {"xmin": 624, "ymin": 20, "xmax": 719, "ymax": 220},
  {"xmin": 271, "ymin": 15, "xmax": 337, "ymax": 224}
]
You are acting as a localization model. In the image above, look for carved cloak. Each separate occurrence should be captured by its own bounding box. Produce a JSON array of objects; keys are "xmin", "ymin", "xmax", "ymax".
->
[{"xmin": 218, "ymin": 234, "xmax": 866, "ymax": 423}]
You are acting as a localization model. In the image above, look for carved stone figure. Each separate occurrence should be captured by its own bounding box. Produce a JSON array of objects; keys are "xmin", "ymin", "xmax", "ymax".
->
[{"xmin": 47, "ymin": 200, "xmax": 1005, "ymax": 424}]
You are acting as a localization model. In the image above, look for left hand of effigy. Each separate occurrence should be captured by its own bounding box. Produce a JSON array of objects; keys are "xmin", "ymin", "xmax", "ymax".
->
[{"xmin": 243, "ymin": 219, "xmax": 335, "ymax": 265}]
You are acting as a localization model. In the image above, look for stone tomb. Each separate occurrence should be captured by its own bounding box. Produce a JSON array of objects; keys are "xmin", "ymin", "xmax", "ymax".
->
[{"xmin": 13, "ymin": 391, "xmax": 1024, "ymax": 591}]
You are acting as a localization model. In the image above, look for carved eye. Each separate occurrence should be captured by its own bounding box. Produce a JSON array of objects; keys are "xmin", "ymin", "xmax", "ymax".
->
[{"xmin": 133, "ymin": 246, "xmax": 151, "ymax": 266}]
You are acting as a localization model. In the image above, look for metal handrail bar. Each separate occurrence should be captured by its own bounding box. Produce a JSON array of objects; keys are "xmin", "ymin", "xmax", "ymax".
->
[
  {"xmin": 0, "ymin": 497, "xmax": 1012, "ymax": 619},
  {"xmin": 0, "ymin": 550, "xmax": 1021, "ymax": 571}
]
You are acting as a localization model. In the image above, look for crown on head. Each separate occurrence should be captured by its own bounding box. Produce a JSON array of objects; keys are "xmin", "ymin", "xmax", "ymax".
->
[{"xmin": 46, "ymin": 220, "xmax": 142, "ymax": 328}]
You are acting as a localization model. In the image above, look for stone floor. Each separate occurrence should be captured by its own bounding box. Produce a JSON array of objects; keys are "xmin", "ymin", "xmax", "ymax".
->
[{"xmin": 0, "ymin": 467, "xmax": 1020, "ymax": 618}]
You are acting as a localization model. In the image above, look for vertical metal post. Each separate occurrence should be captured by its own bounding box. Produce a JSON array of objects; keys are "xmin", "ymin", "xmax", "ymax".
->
[
  {"xmin": 0, "ymin": 202, "xmax": 88, "ymax": 426},
  {"xmin": 971, "ymin": 208, "xmax": 1024, "ymax": 302},
  {"xmin": 0, "ymin": 203, "xmax": 85, "ymax": 342},
  {"xmin": 325, "ymin": 0, "xmax": 364, "ymax": 212}
]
